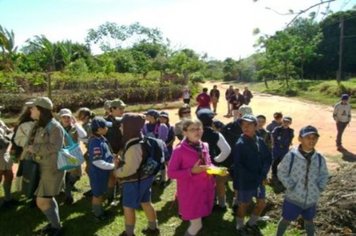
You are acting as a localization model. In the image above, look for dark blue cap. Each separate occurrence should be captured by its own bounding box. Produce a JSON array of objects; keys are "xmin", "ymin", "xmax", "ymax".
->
[
  {"xmin": 213, "ymin": 120, "xmax": 225, "ymax": 129},
  {"xmin": 91, "ymin": 117, "xmax": 112, "ymax": 131},
  {"xmin": 197, "ymin": 108, "xmax": 215, "ymax": 120},
  {"xmin": 159, "ymin": 111, "xmax": 169, "ymax": 118},
  {"xmin": 299, "ymin": 125, "xmax": 319, "ymax": 138},
  {"xmin": 341, "ymin": 94, "xmax": 349, "ymax": 100}
]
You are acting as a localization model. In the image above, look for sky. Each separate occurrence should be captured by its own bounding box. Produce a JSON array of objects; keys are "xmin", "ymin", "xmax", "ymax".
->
[{"xmin": 1, "ymin": 0, "xmax": 355, "ymax": 60}]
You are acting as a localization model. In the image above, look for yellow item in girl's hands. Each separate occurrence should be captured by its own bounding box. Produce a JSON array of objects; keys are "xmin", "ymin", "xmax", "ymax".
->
[{"xmin": 206, "ymin": 166, "xmax": 228, "ymax": 176}]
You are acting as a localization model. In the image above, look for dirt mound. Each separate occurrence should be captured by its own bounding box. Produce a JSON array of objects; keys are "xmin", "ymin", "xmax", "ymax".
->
[
  {"xmin": 315, "ymin": 163, "xmax": 356, "ymax": 235},
  {"xmin": 264, "ymin": 163, "xmax": 356, "ymax": 235}
]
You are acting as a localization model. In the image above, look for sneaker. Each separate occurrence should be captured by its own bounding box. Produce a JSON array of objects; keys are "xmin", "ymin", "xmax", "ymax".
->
[
  {"xmin": 142, "ymin": 227, "xmax": 160, "ymax": 236},
  {"xmin": 93, "ymin": 214, "xmax": 108, "ymax": 223},
  {"xmin": 110, "ymin": 200, "xmax": 120, "ymax": 207}
]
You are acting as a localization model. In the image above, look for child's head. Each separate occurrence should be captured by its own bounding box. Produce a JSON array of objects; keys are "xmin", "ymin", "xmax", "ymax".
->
[
  {"xmin": 273, "ymin": 112, "xmax": 283, "ymax": 123},
  {"xmin": 298, "ymin": 125, "xmax": 320, "ymax": 152},
  {"xmin": 144, "ymin": 109, "xmax": 159, "ymax": 123},
  {"xmin": 282, "ymin": 116, "xmax": 292, "ymax": 128},
  {"xmin": 159, "ymin": 111, "xmax": 169, "ymax": 125},
  {"xmin": 58, "ymin": 108, "xmax": 73, "ymax": 127},
  {"xmin": 77, "ymin": 107, "xmax": 95, "ymax": 123},
  {"xmin": 238, "ymin": 114, "xmax": 257, "ymax": 137},
  {"xmin": 341, "ymin": 94, "xmax": 349, "ymax": 104},
  {"xmin": 237, "ymin": 105, "xmax": 252, "ymax": 119},
  {"xmin": 121, "ymin": 113, "xmax": 145, "ymax": 143},
  {"xmin": 256, "ymin": 115, "xmax": 266, "ymax": 129},
  {"xmin": 182, "ymin": 119, "xmax": 203, "ymax": 143},
  {"xmin": 197, "ymin": 108, "xmax": 214, "ymax": 127},
  {"xmin": 110, "ymin": 99, "xmax": 126, "ymax": 117},
  {"xmin": 212, "ymin": 120, "xmax": 225, "ymax": 132},
  {"xmin": 91, "ymin": 117, "xmax": 112, "ymax": 136}
]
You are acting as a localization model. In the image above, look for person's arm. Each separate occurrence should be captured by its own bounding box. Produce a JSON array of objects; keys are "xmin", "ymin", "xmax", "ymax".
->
[
  {"xmin": 317, "ymin": 155, "xmax": 329, "ymax": 192},
  {"xmin": 116, "ymin": 144, "xmax": 142, "ymax": 178},
  {"xmin": 332, "ymin": 104, "xmax": 339, "ymax": 122},
  {"xmin": 73, "ymin": 123, "xmax": 87, "ymax": 139},
  {"xmin": 93, "ymin": 159, "xmax": 115, "ymax": 170},
  {"xmin": 168, "ymin": 148, "xmax": 193, "ymax": 180},
  {"xmin": 277, "ymin": 152, "xmax": 296, "ymax": 190},
  {"xmin": 213, "ymin": 133, "xmax": 231, "ymax": 163},
  {"xmin": 158, "ymin": 124, "xmax": 168, "ymax": 142}
]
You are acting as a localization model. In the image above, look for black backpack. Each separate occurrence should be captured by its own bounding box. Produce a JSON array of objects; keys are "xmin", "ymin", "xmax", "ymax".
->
[
  {"xmin": 220, "ymin": 121, "xmax": 242, "ymax": 168},
  {"xmin": 123, "ymin": 136, "xmax": 168, "ymax": 180}
]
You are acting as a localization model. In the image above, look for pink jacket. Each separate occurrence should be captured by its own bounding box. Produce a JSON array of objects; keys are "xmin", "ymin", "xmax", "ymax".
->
[{"xmin": 168, "ymin": 139, "xmax": 215, "ymax": 220}]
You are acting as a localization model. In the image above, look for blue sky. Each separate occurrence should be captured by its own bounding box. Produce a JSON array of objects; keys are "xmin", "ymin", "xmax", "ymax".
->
[{"xmin": 1, "ymin": 0, "xmax": 355, "ymax": 60}]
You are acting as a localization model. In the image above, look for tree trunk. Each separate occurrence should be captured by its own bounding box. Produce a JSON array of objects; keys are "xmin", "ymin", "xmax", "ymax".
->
[{"xmin": 264, "ymin": 77, "xmax": 269, "ymax": 89}]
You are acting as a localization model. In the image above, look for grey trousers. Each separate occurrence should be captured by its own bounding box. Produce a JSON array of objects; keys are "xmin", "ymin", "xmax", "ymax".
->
[{"xmin": 336, "ymin": 121, "xmax": 348, "ymax": 146}]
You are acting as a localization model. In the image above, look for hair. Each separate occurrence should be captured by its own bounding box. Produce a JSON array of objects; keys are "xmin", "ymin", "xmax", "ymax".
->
[
  {"xmin": 273, "ymin": 112, "xmax": 283, "ymax": 119},
  {"xmin": 178, "ymin": 104, "xmax": 191, "ymax": 118},
  {"xmin": 77, "ymin": 107, "xmax": 95, "ymax": 120},
  {"xmin": 203, "ymin": 88, "xmax": 208, "ymax": 92},
  {"xmin": 182, "ymin": 119, "xmax": 202, "ymax": 131},
  {"xmin": 37, "ymin": 106, "xmax": 53, "ymax": 127},
  {"xmin": 17, "ymin": 106, "xmax": 33, "ymax": 125},
  {"xmin": 256, "ymin": 114, "xmax": 266, "ymax": 120}
]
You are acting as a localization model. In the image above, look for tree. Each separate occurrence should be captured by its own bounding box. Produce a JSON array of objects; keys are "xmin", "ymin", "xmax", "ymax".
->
[{"xmin": 0, "ymin": 25, "xmax": 18, "ymax": 71}]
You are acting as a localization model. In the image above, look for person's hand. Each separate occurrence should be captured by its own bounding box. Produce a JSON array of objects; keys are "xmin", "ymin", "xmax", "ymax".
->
[
  {"xmin": 191, "ymin": 160, "xmax": 208, "ymax": 174},
  {"xmin": 114, "ymin": 158, "xmax": 120, "ymax": 168}
]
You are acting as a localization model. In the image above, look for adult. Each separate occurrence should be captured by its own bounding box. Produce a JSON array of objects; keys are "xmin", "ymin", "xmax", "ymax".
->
[
  {"xmin": 196, "ymin": 88, "xmax": 211, "ymax": 113},
  {"xmin": 242, "ymin": 87, "xmax": 253, "ymax": 105},
  {"xmin": 25, "ymin": 97, "xmax": 64, "ymax": 235},
  {"xmin": 225, "ymin": 85, "xmax": 235, "ymax": 117},
  {"xmin": 229, "ymin": 88, "xmax": 245, "ymax": 121},
  {"xmin": 210, "ymin": 85, "xmax": 220, "ymax": 114},
  {"xmin": 182, "ymin": 86, "xmax": 191, "ymax": 105},
  {"xmin": 333, "ymin": 94, "xmax": 352, "ymax": 151},
  {"xmin": 174, "ymin": 104, "xmax": 192, "ymax": 141}
]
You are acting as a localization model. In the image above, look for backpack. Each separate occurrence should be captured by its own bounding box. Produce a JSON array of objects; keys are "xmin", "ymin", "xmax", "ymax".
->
[
  {"xmin": 124, "ymin": 136, "xmax": 168, "ymax": 179},
  {"xmin": 288, "ymin": 152, "xmax": 322, "ymax": 176},
  {"xmin": 220, "ymin": 121, "xmax": 242, "ymax": 168}
]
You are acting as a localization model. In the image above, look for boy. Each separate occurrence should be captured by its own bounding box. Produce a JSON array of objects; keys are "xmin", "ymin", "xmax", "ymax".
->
[
  {"xmin": 266, "ymin": 112, "xmax": 283, "ymax": 133},
  {"xmin": 233, "ymin": 114, "xmax": 272, "ymax": 233},
  {"xmin": 333, "ymin": 94, "xmax": 351, "ymax": 151},
  {"xmin": 271, "ymin": 116, "xmax": 294, "ymax": 182},
  {"xmin": 276, "ymin": 125, "xmax": 329, "ymax": 236},
  {"xmin": 256, "ymin": 115, "xmax": 271, "ymax": 150}
]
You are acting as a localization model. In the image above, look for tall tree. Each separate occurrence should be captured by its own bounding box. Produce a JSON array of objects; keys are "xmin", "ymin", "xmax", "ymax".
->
[{"xmin": 0, "ymin": 25, "xmax": 18, "ymax": 71}]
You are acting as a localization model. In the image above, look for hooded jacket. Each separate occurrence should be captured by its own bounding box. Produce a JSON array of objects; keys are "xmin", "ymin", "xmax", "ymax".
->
[{"xmin": 278, "ymin": 147, "xmax": 329, "ymax": 209}]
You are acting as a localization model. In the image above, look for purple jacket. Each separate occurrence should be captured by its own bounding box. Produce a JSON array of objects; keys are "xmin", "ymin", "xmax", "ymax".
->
[{"xmin": 168, "ymin": 139, "xmax": 215, "ymax": 220}]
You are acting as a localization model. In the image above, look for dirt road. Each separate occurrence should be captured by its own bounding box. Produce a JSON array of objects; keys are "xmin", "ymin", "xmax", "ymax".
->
[{"xmin": 166, "ymin": 81, "xmax": 356, "ymax": 167}]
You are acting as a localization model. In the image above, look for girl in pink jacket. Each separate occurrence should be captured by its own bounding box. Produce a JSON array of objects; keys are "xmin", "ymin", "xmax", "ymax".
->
[{"xmin": 168, "ymin": 119, "xmax": 215, "ymax": 236}]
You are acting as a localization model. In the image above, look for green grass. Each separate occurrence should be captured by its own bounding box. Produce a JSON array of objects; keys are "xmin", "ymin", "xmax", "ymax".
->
[
  {"xmin": 247, "ymin": 78, "xmax": 356, "ymax": 108},
  {"xmin": 0, "ymin": 176, "xmax": 303, "ymax": 236}
]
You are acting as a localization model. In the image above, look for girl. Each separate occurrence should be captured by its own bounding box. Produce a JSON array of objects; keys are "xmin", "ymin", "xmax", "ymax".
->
[
  {"xmin": 174, "ymin": 104, "xmax": 191, "ymax": 141},
  {"xmin": 168, "ymin": 119, "xmax": 215, "ymax": 236},
  {"xmin": 25, "ymin": 97, "xmax": 64, "ymax": 235},
  {"xmin": 88, "ymin": 117, "xmax": 116, "ymax": 221},
  {"xmin": 58, "ymin": 108, "xmax": 87, "ymax": 205}
]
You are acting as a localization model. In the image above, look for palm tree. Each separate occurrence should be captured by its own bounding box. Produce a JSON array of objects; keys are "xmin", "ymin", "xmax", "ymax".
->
[{"xmin": 0, "ymin": 25, "xmax": 18, "ymax": 71}]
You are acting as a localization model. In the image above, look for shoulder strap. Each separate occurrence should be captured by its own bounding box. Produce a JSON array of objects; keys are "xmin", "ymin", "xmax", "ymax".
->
[
  {"xmin": 288, "ymin": 152, "xmax": 295, "ymax": 176},
  {"xmin": 317, "ymin": 153, "xmax": 322, "ymax": 174},
  {"xmin": 123, "ymin": 138, "xmax": 142, "ymax": 158}
]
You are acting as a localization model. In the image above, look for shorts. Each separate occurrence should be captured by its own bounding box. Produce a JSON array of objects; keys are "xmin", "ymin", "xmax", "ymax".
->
[
  {"xmin": 122, "ymin": 177, "xmax": 154, "ymax": 209},
  {"xmin": 0, "ymin": 155, "xmax": 13, "ymax": 171},
  {"xmin": 282, "ymin": 200, "xmax": 316, "ymax": 221},
  {"xmin": 89, "ymin": 171, "xmax": 110, "ymax": 197},
  {"xmin": 238, "ymin": 185, "xmax": 266, "ymax": 203}
]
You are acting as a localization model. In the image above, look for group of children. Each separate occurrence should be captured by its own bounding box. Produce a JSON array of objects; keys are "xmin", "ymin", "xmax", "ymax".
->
[{"xmin": 0, "ymin": 94, "xmax": 330, "ymax": 236}]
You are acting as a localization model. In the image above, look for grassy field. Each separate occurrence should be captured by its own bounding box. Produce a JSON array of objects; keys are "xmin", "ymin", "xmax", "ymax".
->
[
  {"xmin": 247, "ymin": 78, "xmax": 356, "ymax": 108},
  {"xmin": 0, "ymin": 174, "xmax": 304, "ymax": 236}
]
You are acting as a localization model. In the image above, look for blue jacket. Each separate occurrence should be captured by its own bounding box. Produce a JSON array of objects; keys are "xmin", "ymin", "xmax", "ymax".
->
[
  {"xmin": 278, "ymin": 147, "xmax": 329, "ymax": 209},
  {"xmin": 272, "ymin": 126, "xmax": 294, "ymax": 158},
  {"xmin": 233, "ymin": 134, "xmax": 272, "ymax": 191}
]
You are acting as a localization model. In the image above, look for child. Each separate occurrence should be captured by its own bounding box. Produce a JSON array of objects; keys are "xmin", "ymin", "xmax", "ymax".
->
[
  {"xmin": 143, "ymin": 109, "xmax": 168, "ymax": 141},
  {"xmin": 0, "ymin": 120, "xmax": 16, "ymax": 208},
  {"xmin": 116, "ymin": 113, "xmax": 159, "ymax": 236},
  {"xmin": 168, "ymin": 119, "xmax": 216, "ymax": 236},
  {"xmin": 276, "ymin": 125, "xmax": 329, "ymax": 236},
  {"xmin": 88, "ymin": 117, "xmax": 116, "ymax": 221},
  {"xmin": 174, "ymin": 105, "xmax": 192, "ymax": 141},
  {"xmin": 271, "ymin": 116, "xmax": 294, "ymax": 182},
  {"xmin": 266, "ymin": 112, "xmax": 283, "ymax": 133},
  {"xmin": 256, "ymin": 115, "xmax": 271, "ymax": 150},
  {"xmin": 233, "ymin": 114, "xmax": 272, "ymax": 233},
  {"xmin": 159, "ymin": 111, "xmax": 175, "ymax": 186}
]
